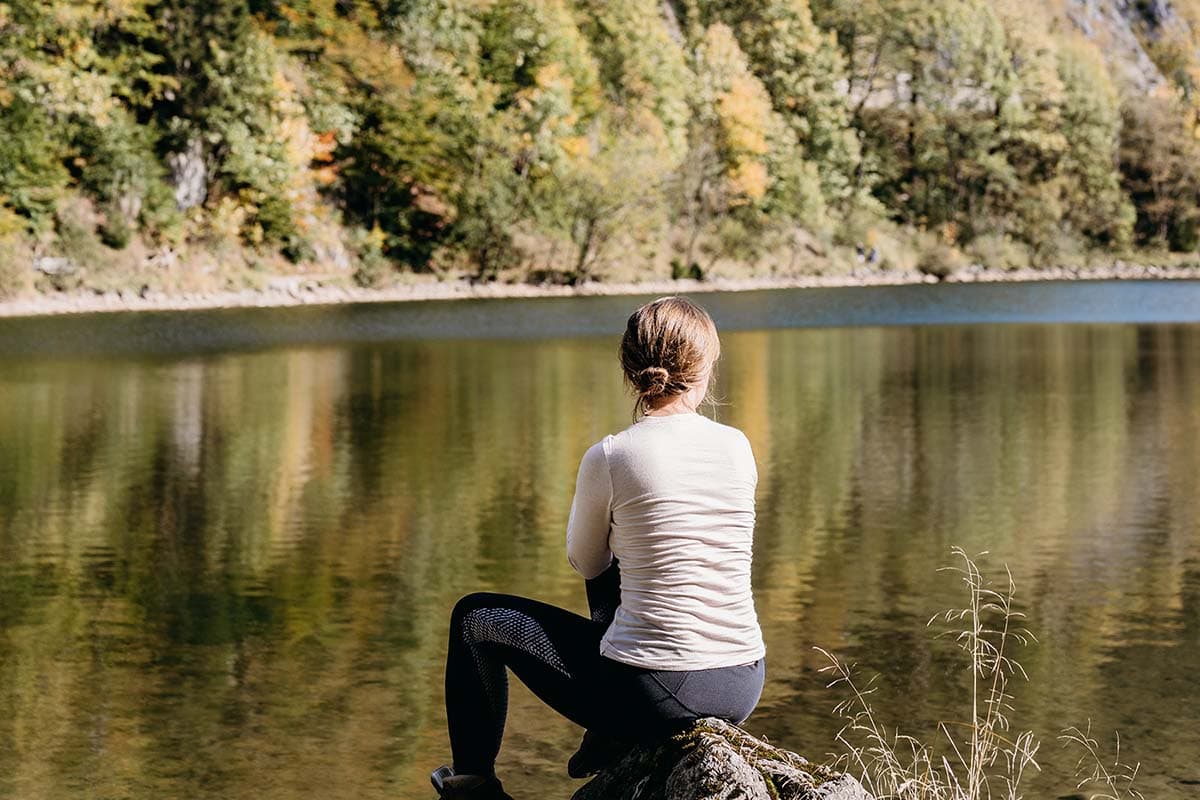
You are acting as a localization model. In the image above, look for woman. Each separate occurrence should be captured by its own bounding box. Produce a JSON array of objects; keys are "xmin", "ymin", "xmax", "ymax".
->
[{"xmin": 431, "ymin": 296, "xmax": 766, "ymax": 799}]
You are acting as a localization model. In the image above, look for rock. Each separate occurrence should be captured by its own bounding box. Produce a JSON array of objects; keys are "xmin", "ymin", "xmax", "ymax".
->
[
  {"xmin": 659, "ymin": 0, "xmax": 684, "ymax": 45},
  {"xmin": 33, "ymin": 256, "xmax": 75, "ymax": 275},
  {"xmin": 571, "ymin": 718, "xmax": 873, "ymax": 800},
  {"xmin": 167, "ymin": 137, "xmax": 208, "ymax": 211},
  {"xmin": 1063, "ymin": 0, "xmax": 1180, "ymax": 92}
]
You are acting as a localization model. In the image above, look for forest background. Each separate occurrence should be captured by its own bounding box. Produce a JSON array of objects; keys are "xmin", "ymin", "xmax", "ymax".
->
[{"xmin": 5, "ymin": 0, "xmax": 1200, "ymax": 300}]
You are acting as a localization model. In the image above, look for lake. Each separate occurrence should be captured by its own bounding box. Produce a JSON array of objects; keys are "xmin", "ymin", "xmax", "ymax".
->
[{"xmin": 0, "ymin": 281, "xmax": 1198, "ymax": 799}]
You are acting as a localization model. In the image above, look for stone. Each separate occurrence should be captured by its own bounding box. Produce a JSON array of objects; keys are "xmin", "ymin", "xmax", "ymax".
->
[
  {"xmin": 33, "ymin": 256, "xmax": 75, "ymax": 275},
  {"xmin": 167, "ymin": 137, "xmax": 208, "ymax": 211},
  {"xmin": 571, "ymin": 718, "xmax": 873, "ymax": 800},
  {"xmin": 1062, "ymin": 0, "xmax": 1179, "ymax": 92}
]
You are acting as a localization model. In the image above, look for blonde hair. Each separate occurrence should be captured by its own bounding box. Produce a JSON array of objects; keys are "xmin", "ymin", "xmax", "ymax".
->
[{"xmin": 619, "ymin": 296, "xmax": 721, "ymax": 419}]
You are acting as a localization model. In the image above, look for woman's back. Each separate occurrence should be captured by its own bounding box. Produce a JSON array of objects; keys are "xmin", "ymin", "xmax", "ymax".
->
[{"xmin": 569, "ymin": 411, "xmax": 765, "ymax": 671}]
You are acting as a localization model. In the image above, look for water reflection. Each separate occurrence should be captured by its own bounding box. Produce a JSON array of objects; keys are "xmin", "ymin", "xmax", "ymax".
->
[{"xmin": 0, "ymin": 323, "xmax": 1198, "ymax": 798}]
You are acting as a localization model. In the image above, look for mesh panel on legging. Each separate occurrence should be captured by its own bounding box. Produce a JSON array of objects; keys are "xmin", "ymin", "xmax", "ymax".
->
[
  {"xmin": 459, "ymin": 605, "xmax": 571, "ymax": 745},
  {"xmin": 446, "ymin": 593, "xmax": 591, "ymax": 776},
  {"xmin": 461, "ymin": 605, "xmax": 570, "ymax": 675}
]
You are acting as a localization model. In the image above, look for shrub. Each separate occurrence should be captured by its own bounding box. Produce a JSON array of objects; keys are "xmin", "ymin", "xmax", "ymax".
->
[
  {"xmin": 0, "ymin": 231, "xmax": 32, "ymax": 300},
  {"xmin": 99, "ymin": 202, "xmax": 133, "ymax": 250},
  {"xmin": 55, "ymin": 198, "xmax": 109, "ymax": 274},
  {"xmin": 712, "ymin": 216, "xmax": 767, "ymax": 266},
  {"xmin": 833, "ymin": 202, "xmax": 885, "ymax": 249},
  {"xmin": 966, "ymin": 234, "xmax": 1031, "ymax": 272},
  {"xmin": 1031, "ymin": 230, "xmax": 1088, "ymax": 270},
  {"xmin": 349, "ymin": 224, "xmax": 396, "ymax": 288},
  {"xmin": 138, "ymin": 180, "xmax": 186, "ymax": 247},
  {"xmin": 352, "ymin": 250, "xmax": 394, "ymax": 289},
  {"xmin": 818, "ymin": 548, "xmax": 1144, "ymax": 800},
  {"xmin": 917, "ymin": 241, "xmax": 969, "ymax": 280},
  {"xmin": 671, "ymin": 259, "xmax": 704, "ymax": 281},
  {"xmin": 254, "ymin": 194, "xmax": 313, "ymax": 263}
]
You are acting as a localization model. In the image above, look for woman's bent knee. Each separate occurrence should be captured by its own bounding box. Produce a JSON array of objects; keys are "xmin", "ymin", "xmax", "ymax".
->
[{"xmin": 452, "ymin": 591, "xmax": 519, "ymax": 620}]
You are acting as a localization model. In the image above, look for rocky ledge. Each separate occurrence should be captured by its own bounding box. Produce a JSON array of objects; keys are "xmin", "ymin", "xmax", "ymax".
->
[{"xmin": 571, "ymin": 718, "xmax": 872, "ymax": 800}]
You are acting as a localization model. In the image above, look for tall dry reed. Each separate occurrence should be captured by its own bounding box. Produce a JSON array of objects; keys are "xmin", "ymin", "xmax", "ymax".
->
[{"xmin": 817, "ymin": 547, "xmax": 1141, "ymax": 800}]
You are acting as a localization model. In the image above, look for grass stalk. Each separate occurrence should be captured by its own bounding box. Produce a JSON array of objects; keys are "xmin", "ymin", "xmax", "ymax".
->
[{"xmin": 818, "ymin": 548, "xmax": 1141, "ymax": 800}]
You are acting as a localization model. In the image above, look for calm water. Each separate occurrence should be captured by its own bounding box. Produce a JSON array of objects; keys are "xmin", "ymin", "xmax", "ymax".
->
[{"xmin": 0, "ymin": 282, "xmax": 1198, "ymax": 799}]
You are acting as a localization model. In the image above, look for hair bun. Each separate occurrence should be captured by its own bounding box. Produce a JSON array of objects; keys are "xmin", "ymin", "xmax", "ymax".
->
[
  {"xmin": 636, "ymin": 366, "xmax": 671, "ymax": 397},
  {"xmin": 619, "ymin": 296, "xmax": 720, "ymax": 419}
]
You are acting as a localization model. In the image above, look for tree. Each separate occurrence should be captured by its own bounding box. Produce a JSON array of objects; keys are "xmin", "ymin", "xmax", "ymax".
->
[
  {"xmin": 1055, "ymin": 36, "xmax": 1133, "ymax": 249},
  {"xmin": 0, "ymin": 97, "xmax": 70, "ymax": 228},
  {"xmin": 536, "ymin": 131, "xmax": 668, "ymax": 282},
  {"xmin": 337, "ymin": 86, "xmax": 465, "ymax": 268},
  {"xmin": 675, "ymin": 23, "xmax": 823, "ymax": 268},
  {"xmin": 1119, "ymin": 93, "xmax": 1200, "ymax": 250},
  {"xmin": 574, "ymin": 0, "xmax": 697, "ymax": 165},
  {"xmin": 985, "ymin": 0, "xmax": 1069, "ymax": 256},
  {"xmin": 696, "ymin": 0, "xmax": 862, "ymax": 206}
]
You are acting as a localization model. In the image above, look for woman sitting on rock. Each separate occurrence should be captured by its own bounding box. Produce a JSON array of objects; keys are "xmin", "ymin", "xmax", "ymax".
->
[{"xmin": 431, "ymin": 296, "xmax": 767, "ymax": 799}]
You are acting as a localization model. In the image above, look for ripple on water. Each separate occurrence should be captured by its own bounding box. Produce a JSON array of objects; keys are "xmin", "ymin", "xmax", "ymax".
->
[{"xmin": 1, "ymin": 304, "xmax": 1199, "ymax": 799}]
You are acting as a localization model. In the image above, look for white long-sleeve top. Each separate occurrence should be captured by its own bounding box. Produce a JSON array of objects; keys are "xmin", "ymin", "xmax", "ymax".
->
[{"xmin": 566, "ymin": 411, "xmax": 766, "ymax": 670}]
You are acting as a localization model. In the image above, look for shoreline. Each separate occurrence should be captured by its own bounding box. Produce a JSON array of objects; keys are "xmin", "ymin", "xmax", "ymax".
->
[{"xmin": 2, "ymin": 263, "xmax": 1199, "ymax": 320}]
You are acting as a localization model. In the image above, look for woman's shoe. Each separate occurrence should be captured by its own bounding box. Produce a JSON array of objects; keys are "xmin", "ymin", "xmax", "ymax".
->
[{"xmin": 430, "ymin": 765, "xmax": 514, "ymax": 799}]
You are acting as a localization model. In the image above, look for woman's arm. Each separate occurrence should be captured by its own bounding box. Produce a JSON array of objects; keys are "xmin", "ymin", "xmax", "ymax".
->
[{"xmin": 566, "ymin": 441, "xmax": 613, "ymax": 580}]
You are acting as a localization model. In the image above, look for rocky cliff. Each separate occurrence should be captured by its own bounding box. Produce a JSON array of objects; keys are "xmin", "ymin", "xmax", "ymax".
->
[{"xmin": 1063, "ymin": 0, "xmax": 1195, "ymax": 92}]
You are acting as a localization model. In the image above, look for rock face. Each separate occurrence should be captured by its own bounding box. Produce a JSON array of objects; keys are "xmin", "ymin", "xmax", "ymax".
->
[
  {"xmin": 167, "ymin": 137, "xmax": 208, "ymax": 211},
  {"xmin": 571, "ymin": 718, "xmax": 873, "ymax": 800},
  {"xmin": 1063, "ymin": 0, "xmax": 1193, "ymax": 92}
]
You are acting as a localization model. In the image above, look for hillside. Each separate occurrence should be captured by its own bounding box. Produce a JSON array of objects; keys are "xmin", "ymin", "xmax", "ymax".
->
[{"xmin": 4, "ymin": 0, "xmax": 1200, "ymax": 300}]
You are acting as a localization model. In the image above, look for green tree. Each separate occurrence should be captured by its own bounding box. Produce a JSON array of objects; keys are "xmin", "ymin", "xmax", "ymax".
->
[
  {"xmin": 984, "ymin": 1, "xmax": 1069, "ymax": 256},
  {"xmin": 330, "ymin": 0, "xmax": 481, "ymax": 269},
  {"xmin": 125, "ymin": 0, "xmax": 306, "ymax": 250},
  {"xmin": 468, "ymin": 0, "xmax": 605, "ymax": 276},
  {"xmin": 534, "ymin": 128, "xmax": 669, "ymax": 282},
  {"xmin": 1055, "ymin": 36, "xmax": 1134, "ymax": 249},
  {"xmin": 0, "ymin": 1, "xmax": 103, "ymax": 227},
  {"xmin": 573, "ymin": 0, "xmax": 692, "ymax": 163},
  {"xmin": 337, "ymin": 87, "xmax": 464, "ymax": 269},
  {"xmin": 696, "ymin": 0, "xmax": 862, "ymax": 206},
  {"xmin": 0, "ymin": 97, "xmax": 70, "ymax": 228},
  {"xmin": 675, "ymin": 23, "xmax": 824, "ymax": 268},
  {"xmin": 1120, "ymin": 93, "xmax": 1200, "ymax": 250}
]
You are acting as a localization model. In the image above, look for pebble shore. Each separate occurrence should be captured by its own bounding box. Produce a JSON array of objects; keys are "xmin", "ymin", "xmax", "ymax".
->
[{"xmin": 2, "ymin": 263, "xmax": 1198, "ymax": 319}]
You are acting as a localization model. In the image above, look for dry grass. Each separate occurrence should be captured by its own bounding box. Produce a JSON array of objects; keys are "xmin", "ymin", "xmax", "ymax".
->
[
  {"xmin": 0, "ymin": 236, "xmax": 32, "ymax": 299},
  {"xmin": 817, "ymin": 547, "xmax": 1142, "ymax": 800},
  {"xmin": 1060, "ymin": 724, "xmax": 1145, "ymax": 800}
]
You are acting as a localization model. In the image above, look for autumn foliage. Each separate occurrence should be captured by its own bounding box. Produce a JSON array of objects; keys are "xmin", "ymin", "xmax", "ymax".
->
[{"xmin": 1, "ymin": 0, "xmax": 1199, "ymax": 293}]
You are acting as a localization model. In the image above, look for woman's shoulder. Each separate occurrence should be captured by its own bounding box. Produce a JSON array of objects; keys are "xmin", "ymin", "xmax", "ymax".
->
[
  {"xmin": 608, "ymin": 414, "xmax": 753, "ymax": 454},
  {"xmin": 692, "ymin": 417, "xmax": 757, "ymax": 476},
  {"xmin": 685, "ymin": 414, "xmax": 755, "ymax": 449},
  {"xmin": 702, "ymin": 415, "xmax": 751, "ymax": 439},
  {"xmin": 581, "ymin": 435, "xmax": 614, "ymax": 465}
]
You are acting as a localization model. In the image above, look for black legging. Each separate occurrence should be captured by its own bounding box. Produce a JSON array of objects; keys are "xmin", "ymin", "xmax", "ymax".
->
[{"xmin": 444, "ymin": 561, "xmax": 765, "ymax": 776}]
